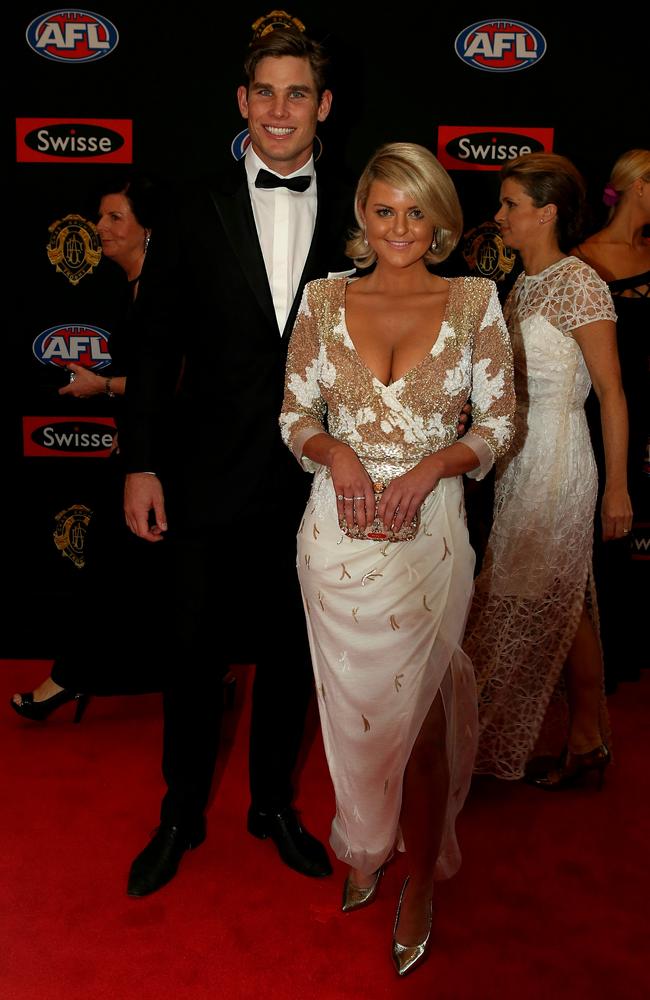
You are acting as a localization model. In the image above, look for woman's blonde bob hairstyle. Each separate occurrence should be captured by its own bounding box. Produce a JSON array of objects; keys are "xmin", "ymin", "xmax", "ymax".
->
[{"xmin": 346, "ymin": 142, "xmax": 463, "ymax": 269}]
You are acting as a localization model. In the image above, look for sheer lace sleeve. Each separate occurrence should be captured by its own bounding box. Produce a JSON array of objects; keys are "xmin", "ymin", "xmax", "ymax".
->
[
  {"xmin": 464, "ymin": 282, "xmax": 516, "ymax": 480},
  {"xmin": 508, "ymin": 258, "xmax": 617, "ymax": 336},
  {"xmin": 280, "ymin": 281, "xmax": 328, "ymax": 472},
  {"xmin": 556, "ymin": 259, "xmax": 617, "ymax": 335}
]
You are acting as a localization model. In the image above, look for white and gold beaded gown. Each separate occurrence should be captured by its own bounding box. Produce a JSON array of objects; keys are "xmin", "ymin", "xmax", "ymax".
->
[
  {"xmin": 280, "ymin": 276, "xmax": 515, "ymax": 877},
  {"xmin": 464, "ymin": 257, "xmax": 617, "ymax": 780}
]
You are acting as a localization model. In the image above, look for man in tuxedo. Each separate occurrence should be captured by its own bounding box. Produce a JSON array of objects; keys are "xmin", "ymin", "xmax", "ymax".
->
[{"xmin": 121, "ymin": 27, "xmax": 352, "ymax": 895}]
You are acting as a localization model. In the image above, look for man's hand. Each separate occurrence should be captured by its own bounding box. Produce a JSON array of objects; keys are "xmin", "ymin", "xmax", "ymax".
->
[{"xmin": 124, "ymin": 473, "xmax": 168, "ymax": 542}]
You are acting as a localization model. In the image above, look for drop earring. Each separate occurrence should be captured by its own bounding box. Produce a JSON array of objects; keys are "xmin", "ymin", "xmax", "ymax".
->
[
  {"xmin": 144, "ymin": 231, "xmax": 151, "ymax": 253},
  {"xmin": 430, "ymin": 228, "xmax": 438, "ymax": 252}
]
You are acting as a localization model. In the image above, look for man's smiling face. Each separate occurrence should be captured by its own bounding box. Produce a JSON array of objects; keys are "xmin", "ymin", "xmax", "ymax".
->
[{"xmin": 237, "ymin": 55, "xmax": 332, "ymax": 176}]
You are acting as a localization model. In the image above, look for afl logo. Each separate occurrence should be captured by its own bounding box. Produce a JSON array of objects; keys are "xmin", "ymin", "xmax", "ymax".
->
[
  {"xmin": 33, "ymin": 325, "xmax": 112, "ymax": 369},
  {"xmin": 455, "ymin": 20, "xmax": 546, "ymax": 72},
  {"xmin": 231, "ymin": 129, "xmax": 251, "ymax": 161},
  {"xmin": 26, "ymin": 9, "xmax": 119, "ymax": 63}
]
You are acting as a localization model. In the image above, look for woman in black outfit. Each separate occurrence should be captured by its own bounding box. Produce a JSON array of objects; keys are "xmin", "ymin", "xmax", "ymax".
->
[
  {"xmin": 11, "ymin": 172, "xmax": 159, "ymax": 720},
  {"xmin": 575, "ymin": 149, "xmax": 650, "ymax": 688}
]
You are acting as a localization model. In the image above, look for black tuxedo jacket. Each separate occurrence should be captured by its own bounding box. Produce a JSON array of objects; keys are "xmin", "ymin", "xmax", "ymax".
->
[{"xmin": 122, "ymin": 159, "xmax": 352, "ymax": 533}]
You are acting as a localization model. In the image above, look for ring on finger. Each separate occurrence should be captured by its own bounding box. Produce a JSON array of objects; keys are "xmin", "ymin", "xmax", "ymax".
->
[
  {"xmin": 336, "ymin": 494, "xmax": 344, "ymax": 501},
  {"xmin": 343, "ymin": 496, "xmax": 355, "ymax": 501}
]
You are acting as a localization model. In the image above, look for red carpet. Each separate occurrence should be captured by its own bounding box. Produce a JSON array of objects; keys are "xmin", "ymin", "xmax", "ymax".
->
[{"xmin": 2, "ymin": 661, "xmax": 648, "ymax": 1000}]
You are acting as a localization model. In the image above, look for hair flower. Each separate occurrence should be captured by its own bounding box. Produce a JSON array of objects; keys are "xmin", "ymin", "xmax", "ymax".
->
[{"xmin": 602, "ymin": 184, "xmax": 620, "ymax": 207}]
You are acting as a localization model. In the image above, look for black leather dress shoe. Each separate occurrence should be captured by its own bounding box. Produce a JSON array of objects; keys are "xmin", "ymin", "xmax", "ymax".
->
[
  {"xmin": 127, "ymin": 820, "xmax": 206, "ymax": 897},
  {"xmin": 247, "ymin": 806, "xmax": 332, "ymax": 877}
]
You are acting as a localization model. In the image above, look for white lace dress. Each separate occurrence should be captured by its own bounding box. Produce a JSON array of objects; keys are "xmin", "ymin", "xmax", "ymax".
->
[
  {"xmin": 464, "ymin": 257, "xmax": 616, "ymax": 779},
  {"xmin": 280, "ymin": 276, "xmax": 515, "ymax": 876}
]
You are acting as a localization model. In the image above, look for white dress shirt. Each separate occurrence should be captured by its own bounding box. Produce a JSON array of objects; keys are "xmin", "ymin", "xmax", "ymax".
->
[{"xmin": 245, "ymin": 146, "xmax": 317, "ymax": 334}]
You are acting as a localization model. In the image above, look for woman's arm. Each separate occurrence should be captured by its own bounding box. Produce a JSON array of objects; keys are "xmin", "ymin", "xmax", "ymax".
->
[
  {"xmin": 280, "ymin": 282, "xmax": 375, "ymax": 528},
  {"xmin": 280, "ymin": 284, "xmax": 327, "ymax": 465},
  {"xmin": 461, "ymin": 282, "xmax": 516, "ymax": 479},
  {"xmin": 377, "ymin": 441, "xmax": 481, "ymax": 533},
  {"xmin": 58, "ymin": 363, "xmax": 126, "ymax": 398},
  {"xmin": 302, "ymin": 432, "xmax": 375, "ymax": 529},
  {"xmin": 573, "ymin": 318, "xmax": 632, "ymax": 540}
]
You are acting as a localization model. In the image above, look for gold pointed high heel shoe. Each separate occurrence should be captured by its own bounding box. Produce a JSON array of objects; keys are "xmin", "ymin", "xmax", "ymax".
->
[
  {"xmin": 527, "ymin": 743, "xmax": 611, "ymax": 790},
  {"xmin": 391, "ymin": 877, "xmax": 433, "ymax": 977},
  {"xmin": 341, "ymin": 865, "xmax": 384, "ymax": 913}
]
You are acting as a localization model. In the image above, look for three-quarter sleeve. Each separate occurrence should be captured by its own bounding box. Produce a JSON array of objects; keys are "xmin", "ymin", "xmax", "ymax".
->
[
  {"xmin": 280, "ymin": 281, "xmax": 328, "ymax": 472},
  {"xmin": 463, "ymin": 282, "xmax": 516, "ymax": 480}
]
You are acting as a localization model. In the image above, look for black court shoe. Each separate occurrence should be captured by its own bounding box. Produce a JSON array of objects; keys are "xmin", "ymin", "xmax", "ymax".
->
[{"xmin": 10, "ymin": 689, "xmax": 89, "ymax": 723}]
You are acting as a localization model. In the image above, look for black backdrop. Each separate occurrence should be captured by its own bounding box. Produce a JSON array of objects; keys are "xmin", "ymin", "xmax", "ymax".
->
[{"xmin": 7, "ymin": 6, "xmax": 649, "ymax": 655}]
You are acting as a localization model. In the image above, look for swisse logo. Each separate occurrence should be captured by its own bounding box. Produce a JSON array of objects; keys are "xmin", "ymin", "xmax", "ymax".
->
[
  {"xmin": 631, "ymin": 523, "xmax": 650, "ymax": 561},
  {"xmin": 455, "ymin": 20, "xmax": 546, "ymax": 72},
  {"xmin": 33, "ymin": 325, "xmax": 112, "ymax": 369},
  {"xmin": 438, "ymin": 126, "xmax": 554, "ymax": 171},
  {"xmin": 26, "ymin": 9, "xmax": 118, "ymax": 63},
  {"xmin": 24, "ymin": 416, "xmax": 116, "ymax": 458},
  {"xmin": 17, "ymin": 118, "xmax": 132, "ymax": 164}
]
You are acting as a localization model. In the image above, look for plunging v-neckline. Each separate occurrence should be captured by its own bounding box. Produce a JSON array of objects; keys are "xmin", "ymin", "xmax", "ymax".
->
[{"xmin": 341, "ymin": 277, "xmax": 452, "ymax": 389}]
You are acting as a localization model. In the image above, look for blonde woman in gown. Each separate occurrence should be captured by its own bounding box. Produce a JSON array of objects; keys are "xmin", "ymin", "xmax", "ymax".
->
[
  {"xmin": 464, "ymin": 153, "xmax": 632, "ymax": 787},
  {"xmin": 280, "ymin": 143, "xmax": 515, "ymax": 976}
]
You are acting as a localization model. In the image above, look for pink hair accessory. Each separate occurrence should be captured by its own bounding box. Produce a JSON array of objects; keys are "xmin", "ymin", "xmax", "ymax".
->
[{"xmin": 602, "ymin": 184, "xmax": 620, "ymax": 206}]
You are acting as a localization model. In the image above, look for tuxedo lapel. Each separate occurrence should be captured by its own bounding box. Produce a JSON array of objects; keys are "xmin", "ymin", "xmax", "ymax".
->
[{"xmin": 208, "ymin": 166, "xmax": 279, "ymax": 335}]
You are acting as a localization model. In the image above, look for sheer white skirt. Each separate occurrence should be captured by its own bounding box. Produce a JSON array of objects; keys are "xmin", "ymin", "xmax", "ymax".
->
[{"xmin": 297, "ymin": 467, "xmax": 478, "ymax": 878}]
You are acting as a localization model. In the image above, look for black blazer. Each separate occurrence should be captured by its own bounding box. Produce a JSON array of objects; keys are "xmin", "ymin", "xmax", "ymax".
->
[{"xmin": 122, "ymin": 160, "xmax": 352, "ymax": 531}]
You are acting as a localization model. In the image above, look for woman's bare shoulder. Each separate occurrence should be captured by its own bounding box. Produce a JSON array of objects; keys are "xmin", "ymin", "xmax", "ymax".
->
[{"xmin": 573, "ymin": 233, "xmax": 650, "ymax": 282}]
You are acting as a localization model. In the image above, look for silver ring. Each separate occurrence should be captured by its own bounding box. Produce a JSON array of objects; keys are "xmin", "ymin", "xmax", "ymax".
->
[
  {"xmin": 343, "ymin": 496, "xmax": 355, "ymax": 501},
  {"xmin": 69, "ymin": 372, "xmax": 76, "ymax": 382},
  {"xmin": 336, "ymin": 494, "xmax": 344, "ymax": 501},
  {"xmin": 623, "ymin": 528, "xmax": 630, "ymax": 533},
  {"xmin": 353, "ymin": 496, "xmax": 365, "ymax": 500}
]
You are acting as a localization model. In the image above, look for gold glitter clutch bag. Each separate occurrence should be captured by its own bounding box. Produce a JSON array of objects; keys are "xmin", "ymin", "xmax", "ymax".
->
[{"xmin": 340, "ymin": 482, "xmax": 420, "ymax": 542}]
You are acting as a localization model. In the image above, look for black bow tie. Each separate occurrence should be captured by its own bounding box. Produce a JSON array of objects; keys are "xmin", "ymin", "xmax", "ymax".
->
[{"xmin": 255, "ymin": 168, "xmax": 311, "ymax": 193}]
